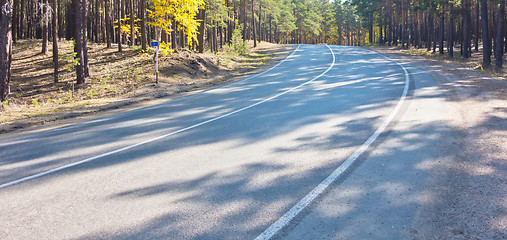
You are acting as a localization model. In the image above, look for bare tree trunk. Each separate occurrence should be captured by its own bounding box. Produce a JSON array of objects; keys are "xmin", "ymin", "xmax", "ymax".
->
[
  {"xmin": 475, "ymin": 1, "xmax": 480, "ymax": 51},
  {"xmin": 449, "ymin": 6, "xmax": 454, "ymax": 57},
  {"xmin": 140, "ymin": 0, "xmax": 146, "ymax": 50},
  {"xmin": 252, "ymin": 0, "xmax": 256, "ymax": 47},
  {"xmin": 105, "ymin": 0, "xmax": 112, "ymax": 47},
  {"xmin": 12, "ymin": 0, "xmax": 17, "ymax": 43},
  {"xmin": 481, "ymin": 0, "xmax": 491, "ymax": 66},
  {"xmin": 129, "ymin": 0, "xmax": 134, "ymax": 46},
  {"xmin": 52, "ymin": 0, "xmax": 59, "ymax": 82},
  {"xmin": 463, "ymin": 0, "xmax": 471, "ymax": 58},
  {"xmin": 73, "ymin": 0, "xmax": 85, "ymax": 84},
  {"xmin": 0, "ymin": 0, "xmax": 12, "ymax": 103},
  {"xmin": 197, "ymin": 7, "xmax": 205, "ymax": 53},
  {"xmin": 495, "ymin": 0, "xmax": 505, "ymax": 68},
  {"xmin": 83, "ymin": 0, "xmax": 89, "ymax": 77},
  {"xmin": 117, "ymin": 0, "xmax": 122, "ymax": 52},
  {"xmin": 42, "ymin": 0, "xmax": 49, "ymax": 54}
]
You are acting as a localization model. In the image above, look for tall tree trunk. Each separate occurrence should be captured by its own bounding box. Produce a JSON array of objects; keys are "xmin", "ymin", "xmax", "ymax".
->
[
  {"xmin": 105, "ymin": 0, "xmax": 112, "ymax": 47},
  {"xmin": 439, "ymin": 11, "xmax": 445, "ymax": 54},
  {"xmin": 19, "ymin": 0, "xmax": 24, "ymax": 39},
  {"xmin": 463, "ymin": 0, "xmax": 471, "ymax": 58},
  {"xmin": 74, "ymin": 0, "xmax": 85, "ymax": 84},
  {"xmin": 449, "ymin": 6, "xmax": 454, "ymax": 57},
  {"xmin": 117, "ymin": 0, "xmax": 122, "ymax": 52},
  {"xmin": 475, "ymin": 1, "xmax": 480, "ymax": 51},
  {"xmin": 481, "ymin": 0, "xmax": 491, "ymax": 66},
  {"xmin": 129, "ymin": 0, "xmax": 134, "ymax": 46},
  {"xmin": 140, "ymin": 0, "xmax": 146, "ymax": 50},
  {"xmin": 0, "ymin": 0, "xmax": 12, "ymax": 103},
  {"xmin": 495, "ymin": 0, "xmax": 505, "ymax": 68},
  {"xmin": 52, "ymin": 0, "xmax": 59, "ymax": 82},
  {"xmin": 83, "ymin": 0, "xmax": 89, "ymax": 77},
  {"xmin": 42, "ymin": 0, "xmax": 49, "ymax": 54},
  {"xmin": 252, "ymin": 0, "xmax": 256, "ymax": 47},
  {"xmin": 12, "ymin": 0, "xmax": 17, "ymax": 43},
  {"xmin": 197, "ymin": 7, "xmax": 205, "ymax": 53}
]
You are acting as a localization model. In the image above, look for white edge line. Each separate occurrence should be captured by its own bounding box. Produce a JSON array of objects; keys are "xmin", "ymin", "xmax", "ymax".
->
[
  {"xmin": 0, "ymin": 44, "xmax": 331, "ymax": 190},
  {"xmin": 254, "ymin": 46, "xmax": 410, "ymax": 240}
]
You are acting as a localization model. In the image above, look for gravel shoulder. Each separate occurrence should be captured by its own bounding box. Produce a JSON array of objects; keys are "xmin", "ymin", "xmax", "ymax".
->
[{"xmin": 371, "ymin": 46, "xmax": 507, "ymax": 239}]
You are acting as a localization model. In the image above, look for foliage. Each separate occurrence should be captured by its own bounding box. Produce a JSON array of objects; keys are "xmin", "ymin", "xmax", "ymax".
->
[
  {"xmin": 231, "ymin": 24, "xmax": 247, "ymax": 55},
  {"xmin": 59, "ymin": 41, "xmax": 81, "ymax": 72},
  {"xmin": 148, "ymin": 0, "xmax": 206, "ymax": 47}
]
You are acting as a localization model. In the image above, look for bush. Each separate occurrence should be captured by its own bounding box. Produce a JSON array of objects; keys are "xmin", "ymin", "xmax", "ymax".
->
[{"xmin": 231, "ymin": 24, "xmax": 247, "ymax": 55}]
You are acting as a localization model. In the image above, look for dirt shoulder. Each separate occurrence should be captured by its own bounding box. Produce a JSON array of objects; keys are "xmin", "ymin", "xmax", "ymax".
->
[
  {"xmin": 0, "ymin": 41, "xmax": 295, "ymax": 137},
  {"xmin": 370, "ymin": 46, "xmax": 506, "ymax": 239}
]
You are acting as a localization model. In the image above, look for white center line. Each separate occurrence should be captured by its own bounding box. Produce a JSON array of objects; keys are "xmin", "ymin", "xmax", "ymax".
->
[
  {"xmin": 0, "ymin": 44, "xmax": 335, "ymax": 190},
  {"xmin": 254, "ymin": 46, "xmax": 411, "ymax": 240}
]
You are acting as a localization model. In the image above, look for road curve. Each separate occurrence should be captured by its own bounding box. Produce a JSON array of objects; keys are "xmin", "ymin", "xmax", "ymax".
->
[{"xmin": 1, "ymin": 45, "xmax": 413, "ymax": 239}]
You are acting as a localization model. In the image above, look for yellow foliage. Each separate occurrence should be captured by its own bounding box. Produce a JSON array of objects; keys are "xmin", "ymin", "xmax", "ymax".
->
[
  {"xmin": 159, "ymin": 42, "xmax": 174, "ymax": 55},
  {"xmin": 148, "ymin": 0, "xmax": 205, "ymax": 47}
]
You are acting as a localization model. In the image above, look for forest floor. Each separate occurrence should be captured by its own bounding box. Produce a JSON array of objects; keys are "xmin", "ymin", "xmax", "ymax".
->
[{"xmin": 0, "ymin": 40, "xmax": 293, "ymax": 133}]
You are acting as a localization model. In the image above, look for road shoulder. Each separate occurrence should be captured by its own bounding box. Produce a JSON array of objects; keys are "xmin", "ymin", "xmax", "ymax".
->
[{"xmin": 370, "ymin": 47, "xmax": 507, "ymax": 239}]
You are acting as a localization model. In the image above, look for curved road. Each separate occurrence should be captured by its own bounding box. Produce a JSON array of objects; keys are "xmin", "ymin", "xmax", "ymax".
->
[{"xmin": 0, "ymin": 45, "xmax": 451, "ymax": 239}]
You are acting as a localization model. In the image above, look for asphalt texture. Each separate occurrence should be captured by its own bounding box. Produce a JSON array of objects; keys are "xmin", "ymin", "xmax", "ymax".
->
[{"xmin": 0, "ymin": 44, "xmax": 449, "ymax": 239}]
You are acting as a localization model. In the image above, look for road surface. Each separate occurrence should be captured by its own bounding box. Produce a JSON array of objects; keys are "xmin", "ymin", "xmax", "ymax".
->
[{"xmin": 1, "ymin": 44, "xmax": 459, "ymax": 239}]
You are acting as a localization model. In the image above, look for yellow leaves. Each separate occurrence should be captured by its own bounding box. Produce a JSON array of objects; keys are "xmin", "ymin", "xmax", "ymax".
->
[
  {"xmin": 113, "ymin": 16, "xmax": 142, "ymax": 40},
  {"xmin": 159, "ymin": 42, "xmax": 174, "ymax": 55},
  {"xmin": 148, "ymin": 0, "xmax": 205, "ymax": 47}
]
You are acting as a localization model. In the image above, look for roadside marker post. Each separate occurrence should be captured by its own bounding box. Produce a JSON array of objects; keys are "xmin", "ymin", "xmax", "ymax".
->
[{"xmin": 151, "ymin": 41, "xmax": 160, "ymax": 84}]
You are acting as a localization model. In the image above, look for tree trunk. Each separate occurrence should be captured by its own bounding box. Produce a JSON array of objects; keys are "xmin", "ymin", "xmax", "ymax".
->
[
  {"xmin": 12, "ymin": 0, "xmax": 17, "ymax": 43},
  {"xmin": 463, "ymin": 0, "xmax": 471, "ymax": 58},
  {"xmin": 197, "ymin": 7, "xmax": 205, "ymax": 53},
  {"xmin": 449, "ymin": 7, "xmax": 454, "ymax": 57},
  {"xmin": 83, "ymin": 0, "xmax": 89, "ymax": 77},
  {"xmin": 252, "ymin": 0, "xmax": 256, "ymax": 47},
  {"xmin": 140, "ymin": 0, "xmax": 146, "ymax": 50},
  {"xmin": 129, "ymin": 0, "xmax": 134, "ymax": 46},
  {"xmin": 74, "ymin": 0, "xmax": 85, "ymax": 84},
  {"xmin": 495, "ymin": 0, "xmax": 505, "ymax": 68},
  {"xmin": 52, "ymin": 0, "xmax": 59, "ymax": 82},
  {"xmin": 475, "ymin": 1, "xmax": 480, "ymax": 51},
  {"xmin": 481, "ymin": 0, "xmax": 491, "ymax": 66},
  {"xmin": 105, "ymin": 0, "xmax": 112, "ymax": 47},
  {"xmin": 0, "ymin": 0, "xmax": 12, "ymax": 103},
  {"xmin": 42, "ymin": 0, "xmax": 49, "ymax": 54},
  {"xmin": 117, "ymin": 0, "xmax": 122, "ymax": 52}
]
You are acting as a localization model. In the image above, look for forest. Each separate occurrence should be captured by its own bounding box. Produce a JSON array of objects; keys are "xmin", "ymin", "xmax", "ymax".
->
[{"xmin": 0, "ymin": 0, "xmax": 505, "ymax": 103}]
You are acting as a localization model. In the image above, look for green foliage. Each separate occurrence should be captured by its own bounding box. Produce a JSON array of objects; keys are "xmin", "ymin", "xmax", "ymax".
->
[
  {"xmin": 60, "ymin": 41, "xmax": 80, "ymax": 72},
  {"xmin": 231, "ymin": 24, "xmax": 247, "ymax": 55}
]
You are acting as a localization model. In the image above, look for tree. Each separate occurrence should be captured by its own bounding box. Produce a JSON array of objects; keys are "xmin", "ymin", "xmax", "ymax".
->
[
  {"xmin": 0, "ymin": 0, "xmax": 13, "ymax": 103},
  {"xmin": 74, "ymin": 0, "xmax": 86, "ymax": 84},
  {"xmin": 140, "ymin": 0, "xmax": 147, "ymax": 50},
  {"xmin": 495, "ymin": 0, "xmax": 505, "ymax": 68},
  {"xmin": 52, "ymin": 0, "xmax": 59, "ymax": 82},
  {"xmin": 481, "ymin": 0, "xmax": 491, "ymax": 66},
  {"xmin": 148, "ymin": 0, "xmax": 205, "ymax": 48}
]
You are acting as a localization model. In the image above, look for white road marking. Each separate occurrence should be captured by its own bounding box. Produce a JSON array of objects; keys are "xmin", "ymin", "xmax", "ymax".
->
[
  {"xmin": 254, "ymin": 46, "xmax": 411, "ymax": 240},
  {"xmin": 0, "ymin": 44, "xmax": 334, "ymax": 190}
]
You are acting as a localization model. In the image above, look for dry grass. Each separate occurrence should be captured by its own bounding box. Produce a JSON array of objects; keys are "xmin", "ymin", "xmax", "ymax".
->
[
  {"xmin": 398, "ymin": 45, "xmax": 507, "ymax": 78},
  {"xmin": 1, "ymin": 39, "xmax": 288, "ymax": 128}
]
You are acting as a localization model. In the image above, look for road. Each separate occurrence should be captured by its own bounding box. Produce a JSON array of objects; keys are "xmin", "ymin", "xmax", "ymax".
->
[{"xmin": 0, "ymin": 44, "xmax": 455, "ymax": 239}]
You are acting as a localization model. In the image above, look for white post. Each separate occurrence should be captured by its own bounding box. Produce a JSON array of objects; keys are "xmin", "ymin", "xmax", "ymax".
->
[{"xmin": 155, "ymin": 44, "xmax": 159, "ymax": 85}]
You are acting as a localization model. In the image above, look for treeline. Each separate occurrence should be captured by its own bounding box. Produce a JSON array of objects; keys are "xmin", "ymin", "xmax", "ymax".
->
[
  {"xmin": 340, "ymin": 0, "xmax": 505, "ymax": 69},
  {"xmin": 0, "ymin": 0, "xmax": 505, "ymax": 102}
]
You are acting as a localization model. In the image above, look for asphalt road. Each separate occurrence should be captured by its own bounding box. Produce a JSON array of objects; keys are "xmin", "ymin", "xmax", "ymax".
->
[{"xmin": 0, "ymin": 44, "xmax": 452, "ymax": 239}]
